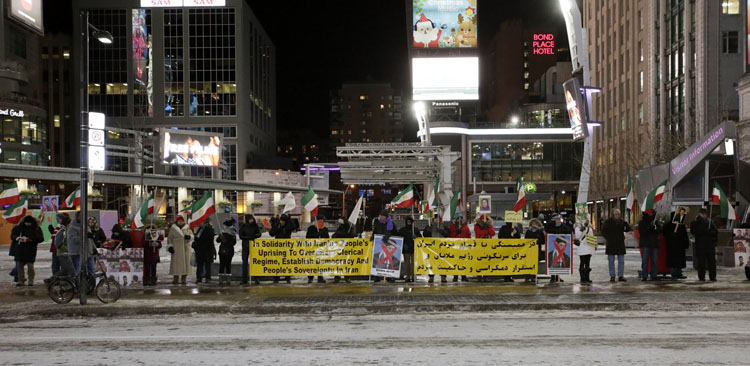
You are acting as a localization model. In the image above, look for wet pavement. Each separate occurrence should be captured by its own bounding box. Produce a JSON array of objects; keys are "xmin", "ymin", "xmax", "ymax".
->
[{"xmin": 1, "ymin": 245, "xmax": 749, "ymax": 320}]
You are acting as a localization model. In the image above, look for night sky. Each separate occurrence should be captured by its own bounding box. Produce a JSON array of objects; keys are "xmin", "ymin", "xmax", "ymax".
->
[{"xmin": 43, "ymin": 0, "xmax": 568, "ymax": 140}]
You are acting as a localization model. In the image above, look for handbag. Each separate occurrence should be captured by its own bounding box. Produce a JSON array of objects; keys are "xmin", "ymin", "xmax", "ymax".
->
[{"xmin": 189, "ymin": 250, "xmax": 197, "ymax": 267}]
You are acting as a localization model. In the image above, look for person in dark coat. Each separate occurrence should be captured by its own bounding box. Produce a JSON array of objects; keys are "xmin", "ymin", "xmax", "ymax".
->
[
  {"xmin": 663, "ymin": 209, "xmax": 689, "ymax": 279},
  {"xmin": 690, "ymin": 208, "xmax": 718, "ymax": 281},
  {"xmin": 216, "ymin": 218, "xmax": 237, "ymax": 285},
  {"xmin": 269, "ymin": 214, "xmax": 294, "ymax": 283},
  {"xmin": 239, "ymin": 215, "xmax": 262, "ymax": 284},
  {"xmin": 192, "ymin": 220, "xmax": 216, "ymax": 283},
  {"xmin": 525, "ymin": 218, "xmax": 546, "ymax": 266},
  {"xmin": 110, "ymin": 223, "xmax": 132, "ymax": 249},
  {"xmin": 11, "ymin": 216, "xmax": 44, "ymax": 286},
  {"xmin": 544, "ymin": 213, "xmax": 573, "ymax": 283},
  {"xmin": 423, "ymin": 215, "xmax": 449, "ymax": 283},
  {"xmin": 601, "ymin": 209, "xmax": 632, "ymax": 282},
  {"xmin": 397, "ymin": 216, "xmax": 420, "ymax": 283},
  {"xmin": 86, "ymin": 217, "xmax": 107, "ymax": 275},
  {"xmin": 371, "ymin": 209, "xmax": 398, "ymax": 283},
  {"xmin": 143, "ymin": 226, "xmax": 163, "ymax": 286},
  {"xmin": 638, "ymin": 209, "xmax": 661, "ymax": 281},
  {"xmin": 497, "ymin": 222, "xmax": 520, "ymax": 239},
  {"xmin": 306, "ymin": 216, "xmax": 330, "ymax": 283},
  {"xmin": 332, "ymin": 218, "xmax": 355, "ymax": 283}
]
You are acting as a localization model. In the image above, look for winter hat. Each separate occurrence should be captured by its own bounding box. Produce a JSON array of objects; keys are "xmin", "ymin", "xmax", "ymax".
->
[
  {"xmin": 245, "ymin": 214, "xmax": 254, "ymax": 222},
  {"xmin": 405, "ymin": 216, "xmax": 414, "ymax": 224},
  {"xmin": 56, "ymin": 212, "xmax": 68, "ymax": 222},
  {"xmin": 175, "ymin": 216, "xmax": 185, "ymax": 223},
  {"xmin": 280, "ymin": 214, "xmax": 290, "ymax": 222},
  {"xmin": 379, "ymin": 209, "xmax": 389, "ymax": 217}
]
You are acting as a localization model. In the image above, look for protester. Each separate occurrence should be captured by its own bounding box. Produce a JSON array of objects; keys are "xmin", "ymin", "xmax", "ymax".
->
[
  {"xmin": 306, "ymin": 215, "xmax": 330, "ymax": 283},
  {"xmin": 47, "ymin": 215, "xmax": 64, "ymax": 276},
  {"xmin": 10, "ymin": 216, "xmax": 43, "ymax": 286},
  {"xmin": 168, "ymin": 216, "xmax": 193, "ymax": 284},
  {"xmin": 53, "ymin": 213, "xmax": 75, "ymax": 278},
  {"xmin": 143, "ymin": 225, "xmax": 163, "ymax": 286},
  {"xmin": 193, "ymin": 220, "xmax": 216, "ymax": 283},
  {"xmin": 239, "ymin": 215, "xmax": 262, "ymax": 284},
  {"xmin": 545, "ymin": 213, "xmax": 573, "ymax": 283},
  {"xmin": 332, "ymin": 217, "xmax": 355, "ymax": 283},
  {"xmin": 398, "ymin": 216, "xmax": 420, "ymax": 283},
  {"xmin": 110, "ymin": 222, "xmax": 132, "ymax": 249},
  {"xmin": 601, "ymin": 209, "xmax": 631, "ymax": 282},
  {"xmin": 524, "ymin": 218, "xmax": 546, "ymax": 283},
  {"xmin": 450, "ymin": 215, "xmax": 472, "ymax": 239},
  {"xmin": 574, "ymin": 219, "xmax": 595, "ymax": 284},
  {"xmin": 217, "ymin": 218, "xmax": 237, "ymax": 285},
  {"xmin": 371, "ymin": 209, "xmax": 398, "ymax": 283},
  {"xmin": 269, "ymin": 214, "xmax": 294, "ymax": 283},
  {"xmin": 638, "ymin": 209, "xmax": 661, "ymax": 281},
  {"xmin": 423, "ymin": 215, "xmax": 448, "ymax": 283},
  {"xmin": 475, "ymin": 214, "xmax": 498, "ymax": 282},
  {"xmin": 497, "ymin": 221, "xmax": 520, "ymax": 239},
  {"xmin": 663, "ymin": 209, "xmax": 689, "ymax": 279},
  {"xmin": 86, "ymin": 217, "xmax": 106, "ymax": 274},
  {"xmin": 690, "ymin": 208, "xmax": 718, "ymax": 281},
  {"xmin": 66, "ymin": 212, "xmax": 83, "ymax": 275}
]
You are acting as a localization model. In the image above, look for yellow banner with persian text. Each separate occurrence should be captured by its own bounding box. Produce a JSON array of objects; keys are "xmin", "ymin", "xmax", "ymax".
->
[
  {"xmin": 415, "ymin": 238, "xmax": 538, "ymax": 276},
  {"xmin": 250, "ymin": 238, "xmax": 372, "ymax": 276}
]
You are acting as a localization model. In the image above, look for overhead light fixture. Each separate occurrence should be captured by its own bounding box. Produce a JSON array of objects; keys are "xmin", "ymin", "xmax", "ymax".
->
[{"xmin": 93, "ymin": 30, "xmax": 114, "ymax": 45}]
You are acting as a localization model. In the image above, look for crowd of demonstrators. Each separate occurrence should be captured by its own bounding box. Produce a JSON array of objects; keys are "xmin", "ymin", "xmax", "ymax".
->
[
  {"xmin": 306, "ymin": 215, "xmax": 330, "ymax": 283},
  {"xmin": 168, "ymin": 216, "xmax": 193, "ymax": 285},
  {"xmin": 193, "ymin": 220, "xmax": 215, "ymax": 283},
  {"xmin": 216, "ymin": 218, "xmax": 237, "ymax": 285},
  {"xmin": 601, "ymin": 209, "xmax": 631, "ymax": 282},
  {"xmin": 239, "ymin": 215, "xmax": 262, "ymax": 285},
  {"xmin": 691, "ymin": 208, "xmax": 718, "ymax": 281},
  {"xmin": 664, "ymin": 209, "xmax": 689, "ymax": 279},
  {"xmin": 269, "ymin": 214, "xmax": 294, "ymax": 283},
  {"xmin": 638, "ymin": 209, "xmax": 661, "ymax": 281},
  {"xmin": 574, "ymin": 218, "xmax": 595, "ymax": 284}
]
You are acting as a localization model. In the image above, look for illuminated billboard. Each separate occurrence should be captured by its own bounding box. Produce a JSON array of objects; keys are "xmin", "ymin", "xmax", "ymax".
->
[
  {"xmin": 161, "ymin": 130, "xmax": 222, "ymax": 167},
  {"xmin": 412, "ymin": 57, "xmax": 479, "ymax": 101},
  {"xmin": 8, "ymin": 0, "xmax": 44, "ymax": 35},
  {"xmin": 563, "ymin": 78, "xmax": 588, "ymax": 141},
  {"xmin": 413, "ymin": 0, "xmax": 476, "ymax": 48}
]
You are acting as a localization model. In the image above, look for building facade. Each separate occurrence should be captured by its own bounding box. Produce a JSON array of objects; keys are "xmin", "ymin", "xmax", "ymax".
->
[
  {"xmin": 329, "ymin": 83, "xmax": 404, "ymax": 147},
  {"xmin": 71, "ymin": 0, "xmax": 276, "ymax": 182},
  {"xmin": 40, "ymin": 34, "xmax": 74, "ymax": 168},
  {"xmin": 0, "ymin": 3, "xmax": 47, "ymax": 167},
  {"xmin": 584, "ymin": 0, "xmax": 745, "ymax": 210}
]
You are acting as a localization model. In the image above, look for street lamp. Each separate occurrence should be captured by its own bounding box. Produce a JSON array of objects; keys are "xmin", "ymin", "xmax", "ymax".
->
[
  {"xmin": 78, "ymin": 11, "xmax": 112, "ymax": 305},
  {"xmin": 510, "ymin": 115, "xmax": 520, "ymax": 125}
]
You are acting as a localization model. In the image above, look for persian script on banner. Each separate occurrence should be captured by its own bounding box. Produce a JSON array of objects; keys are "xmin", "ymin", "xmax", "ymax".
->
[
  {"xmin": 250, "ymin": 238, "xmax": 371, "ymax": 277},
  {"xmin": 414, "ymin": 238, "xmax": 538, "ymax": 276}
]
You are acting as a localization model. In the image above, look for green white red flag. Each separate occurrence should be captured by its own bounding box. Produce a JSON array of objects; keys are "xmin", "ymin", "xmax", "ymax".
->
[
  {"xmin": 2, "ymin": 195, "xmax": 28, "ymax": 224},
  {"xmin": 513, "ymin": 177, "xmax": 526, "ymax": 212},
  {"xmin": 442, "ymin": 188, "xmax": 462, "ymax": 221},
  {"xmin": 131, "ymin": 192, "xmax": 155, "ymax": 230},
  {"xmin": 641, "ymin": 179, "xmax": 667, "ymax": 212},
  {"xmin": 712, "ymin": 182, "xmax": 739, "ymax": 221},
  {"xmin": 424, "ymin": 177, "xmax": 440, "ymax": 213},
  {"xmin": 301, "ymin": 186, "xmax": 319, "ymax": 217},
  {"xmin": 61, "ymin": 186, "xmax": 81, "ymax": 209},
  {"xmin": 0, "ymin": 182, "xmax": 20, "ymax": 206},
  {"xmin": 391, "ymin": 184, "xmax": 414, "ymax": 208},
  {"xmin": 189, "ymin": 191, "xmax": 216, "ymax": 229}
]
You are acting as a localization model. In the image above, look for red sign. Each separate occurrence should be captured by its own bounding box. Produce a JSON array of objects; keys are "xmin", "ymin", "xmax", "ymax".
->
[{"xmin": 532, "ymin": 33, "xmax": 555, "ymax": 55}]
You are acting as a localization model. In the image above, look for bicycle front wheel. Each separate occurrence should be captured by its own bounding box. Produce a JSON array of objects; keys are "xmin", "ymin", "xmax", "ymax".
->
[
  {"xmin": 48, "ymin": 278, "xmax": 75, "ymax": 304},
  {"xmin": 95, "ymin": 278, "xmax": 121, "ymax": 303}
]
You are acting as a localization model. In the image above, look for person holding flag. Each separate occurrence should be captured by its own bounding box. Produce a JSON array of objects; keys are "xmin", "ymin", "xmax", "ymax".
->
[{"xmin": 690, "ymin": 208, "xmax": 718, "ymax": 281}]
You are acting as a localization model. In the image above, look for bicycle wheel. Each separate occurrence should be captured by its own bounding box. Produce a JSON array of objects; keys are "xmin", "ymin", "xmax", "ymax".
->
[
  {"xmin": 95, "ymin": 278, "xmax": 121, "ymax": 303},
  {"xmin": 48, "ymin": 278, "xmax": 75, "ymax": 304}
]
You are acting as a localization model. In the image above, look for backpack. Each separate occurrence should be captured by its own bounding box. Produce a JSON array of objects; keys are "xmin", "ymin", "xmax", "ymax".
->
[{"xmin": 57, "ymin": 229, "xmax": 69, "ymax": 255}]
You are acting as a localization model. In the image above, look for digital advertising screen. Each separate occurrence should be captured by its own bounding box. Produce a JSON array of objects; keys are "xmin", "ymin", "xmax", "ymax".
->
[
  {"xmin": 8, "ymin": 0, "xmax": 44, "ymax": 35},
  {"xmin": 412, "ymin": 57, "xmax": 479, "ymax": 101},
  {"xmin": 413, "ymin": 0, "xmax": 477, "ymax": 49},
  {"xmin": 161, "ymin": 130, "xmax": 222, "ymax": 167}
]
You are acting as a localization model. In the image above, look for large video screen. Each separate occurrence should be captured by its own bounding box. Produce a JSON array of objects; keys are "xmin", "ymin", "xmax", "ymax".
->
[
  {"xmin": 413, "ymin": 0, "xmax": 477, "ymax": 48},
  {"xmin": 161, "ymin": 130, "xmax": 222, "ymax": 167},
  {"xmin": 8, "ymin": 0, "xmax": 44, "ymax": 35},
  {"xmin": 563, "ymin": 78, "xmax": 588, "ymax": 141},
  {"xmin": 412, "ymin": 57, "xmax": 479, "ymax": 101}
]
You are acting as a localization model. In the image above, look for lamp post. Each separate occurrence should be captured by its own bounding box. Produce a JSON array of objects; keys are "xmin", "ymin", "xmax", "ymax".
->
[{"xmin": 79, "ymin": 11, "xmax": 113, "ymax": 305}]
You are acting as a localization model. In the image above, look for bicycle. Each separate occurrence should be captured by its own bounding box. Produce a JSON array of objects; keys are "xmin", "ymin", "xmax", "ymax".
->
[{"xmin": 47, "ymin": 270, "xmax": 121, "ymax": 304}]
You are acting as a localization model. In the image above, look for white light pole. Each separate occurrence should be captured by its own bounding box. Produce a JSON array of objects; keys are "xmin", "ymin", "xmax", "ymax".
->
[{"xmin": 414, "ymin": 102, "xmax": 431, "ymax": 146}]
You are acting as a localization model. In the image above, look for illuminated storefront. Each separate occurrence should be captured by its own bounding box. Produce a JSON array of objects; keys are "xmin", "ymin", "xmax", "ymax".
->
[{"xmin": 0, "ymin": 105, "xmax": 48, "ymax": 166}]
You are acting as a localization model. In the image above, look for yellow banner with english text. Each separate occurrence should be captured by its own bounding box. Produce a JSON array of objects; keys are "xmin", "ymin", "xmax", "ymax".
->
[
  {"xmin": 250, "ymin": 238, "xmax": 372, "ymax": 277},
  {"xmin": 415, "ymin": 238, "xmax": 538, "ymax": 276}
]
